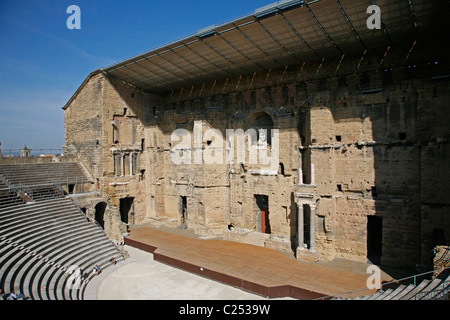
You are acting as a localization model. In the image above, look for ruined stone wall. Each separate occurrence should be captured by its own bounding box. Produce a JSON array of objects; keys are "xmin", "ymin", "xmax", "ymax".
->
[
  {"xmin": 302, "ymin": 45, "xmax": 449, "ymax": 267},
  {"xmin": 65, "ymin": 39, "xmax": 450, "ymax": 268},
  {"xmin": 100, "ymin": 75, "xmax": 164, "ymax": 236},
  {"xmin": 64, "ymin": 73, "xmax": 104, "ymax": 181},
  {"xmin": 153, "ymin": 68, "xmax": 304, "ymax": 241}
]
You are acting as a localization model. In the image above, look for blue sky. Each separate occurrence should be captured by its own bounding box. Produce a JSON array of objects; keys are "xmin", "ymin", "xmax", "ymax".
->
[{"xmin": 0, "ymin": 0, "xmax": 270, "ymax": 152}]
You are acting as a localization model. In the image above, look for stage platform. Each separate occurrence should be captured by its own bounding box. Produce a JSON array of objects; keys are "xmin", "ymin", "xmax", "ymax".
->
[{"xmin": 124, "ymin": 225, "xmax": 376, "ymax": 300}]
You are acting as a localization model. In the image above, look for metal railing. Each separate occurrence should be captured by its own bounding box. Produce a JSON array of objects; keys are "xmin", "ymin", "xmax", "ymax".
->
[
  {"xmin": 1, "ymin": 174, "xmax": 92, "ymax": 206},
  {"xmin": 413, "ymin": 280, "xmax": 450, "ymax": 300},
  {"xmin": 52, "ymin": 183, "xmax": 66, "ymax": 196},
  {"xmin": 51, "ymin": 176, "xmax": 92, "ymax": 194},
  {"xmin": 10, "ymin": 183, "xmax": 35, "ymax": 200}
]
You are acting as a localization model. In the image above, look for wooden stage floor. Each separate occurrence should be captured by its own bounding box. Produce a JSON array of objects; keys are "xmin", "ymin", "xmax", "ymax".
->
[{"xmin": 124, "ymin": 225, "xmax": 375, "ymax": 300}]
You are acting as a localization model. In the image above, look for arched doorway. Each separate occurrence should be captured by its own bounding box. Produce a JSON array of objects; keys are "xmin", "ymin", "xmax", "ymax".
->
[
  {"xmin": 95, "ymin": 202, "xmax": 107, "ymax": 229},
  {"xmin": 248, "ymin": 112, "xmax": 274, "ymax": 145}
]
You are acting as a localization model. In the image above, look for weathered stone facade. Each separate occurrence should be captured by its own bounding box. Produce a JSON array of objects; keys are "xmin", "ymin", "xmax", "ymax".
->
[{"xmin": 63, "ymin": 3, "xmax": 450, "ymax": 269}]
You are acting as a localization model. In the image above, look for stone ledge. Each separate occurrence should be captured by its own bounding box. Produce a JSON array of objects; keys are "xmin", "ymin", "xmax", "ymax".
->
[{"xmin": 297, "ymin": 247, "xmax": 320, "ymax": 263}]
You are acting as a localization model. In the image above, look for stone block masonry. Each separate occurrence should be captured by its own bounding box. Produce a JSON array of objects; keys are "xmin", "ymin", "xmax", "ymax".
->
[{"xmin": 64, "ymin": 39, "xmax": 450, "ymax": 269}]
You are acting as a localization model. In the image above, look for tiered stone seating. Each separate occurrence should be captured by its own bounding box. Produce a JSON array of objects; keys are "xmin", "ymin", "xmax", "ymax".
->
[
  {"xmin": 0, "ymin": 178, "xmax": 26, "ymax": 209},
  {"xmin": 332, "ymin": 273, "xmax": 450, "ymax": 300},
  {"xmin": 0, "ymin": 162, "xmax": 90, "ymax": 187},
  {"xmin": 0, "ymin": 177, "xmax": 9, "ymax": 190},
  {"xmin": 0, "ymin": 198, "xmax": 124, "ymax": 300},
  {"xmin": 0, "ymin": 191, "xmax": 26, "ymax": 209},
  {"xmin": 0, "ymin": 162, "xmax": 91, "ymax": 204},
  {"xmin": 27, "ymin": 185, "xmax": 65, "ymax": 202}
]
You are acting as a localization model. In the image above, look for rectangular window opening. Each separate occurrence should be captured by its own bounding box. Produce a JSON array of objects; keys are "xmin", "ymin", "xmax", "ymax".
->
[{"xmin": 398, "ymin": 132, "xmax": 407, "ymax": 140}]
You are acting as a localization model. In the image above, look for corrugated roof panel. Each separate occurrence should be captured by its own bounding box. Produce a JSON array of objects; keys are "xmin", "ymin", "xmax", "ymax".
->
[
  {"xmin": 336, "ymin": 0, "xmax": 387, "ymax": 50},
  {"xmin": 98, "ymin": 0, "xmax": 440, "ymax": 94},
  {"xmin": 282, "ymin": 6, "xmax": 337, "ymax": 58},
  {"xmin": 310, "ymin": 0, "xmax": 364, "ymax": 53},
  {"xmin": 238, "ymin": 21, "xmax": 289, "ymax": 66},
  {"xmin": 377, "ymin": 0, "xmax": 416, "ymax": 42}
]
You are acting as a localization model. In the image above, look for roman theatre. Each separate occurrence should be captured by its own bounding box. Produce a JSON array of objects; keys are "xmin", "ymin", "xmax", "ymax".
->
[{"xmin": 1, "ymin": 0, "xmax": 449, "ymax": 300}]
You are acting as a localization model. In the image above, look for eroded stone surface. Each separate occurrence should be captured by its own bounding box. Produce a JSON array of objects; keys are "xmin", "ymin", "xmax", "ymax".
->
[{"xmin": 63, "ymin": 42, "xmax": 450, "ymax": 269}]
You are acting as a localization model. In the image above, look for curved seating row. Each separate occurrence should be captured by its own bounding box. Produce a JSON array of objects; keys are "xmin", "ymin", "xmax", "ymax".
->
[
  {"xmin": 0, "ymin": 198, "xmax": 124, "ymax": 300},
  {"xmin": 0, "ymin": 191, "xmax": 26, "ymax": 209},
  {"xmin": 332, "ymin": 273, "xmax": 450, "ymax": 300},
  {"xmin": 0, "ymin": 162, "xmax": 87, "ymax": 208},
  {"xmin": 0, "ymin": 162, "xmax": 89, "ymax": 187}
]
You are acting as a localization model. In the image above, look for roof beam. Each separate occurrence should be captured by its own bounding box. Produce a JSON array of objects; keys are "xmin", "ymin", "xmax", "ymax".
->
[
  {"xmin": 166, "ymin": 47, "xmax": 213, "ymax": 79},
  {"xmin": 279, "ymin": 12, "xmax": 323, "ymax": 60},
  {"xmin": 116, "ymin": 64, "xmax": 154, "ymax": 86},
  {"xmin": 256, "ymin": 19, "xmax": 303, "ymax": 64},
  {"xmin": 407, "ymin": 0, "xmax": 418, "ymax": 28},
  {"xmin": 216, "ymin": 31, "xmax": 267, "ymax": 71},
  {"xmin": 111, "ymin": 67, "xmax": 153, "ymax": 89},
  {"xmin": 154, "ymin": 50, "xmax": 205, "ymax": 84},
  {"xmin": 181, "ymin": 41, "xmax": 237, "ymax": 78},
  {"xmin": 232, "ymin": 23, "xmax": 284, "ymax": 68},
  {"xmin": 335, "ymin": 0, "xmax": 367, "ymax": 50},
  {"xmin": 305, "ymin": 2, "xmax": 343, "ymax": 55},
  {"xmin": 200, "ymin": 39, "xmax": 249, "ymax": 72},
  {"xmin": 197, "ymin": 37, "xmax": 251, "ymax": 74},
  {"xmin": 370, "ymin": 1, "xmax": 392, "ymax": 43},
  {"xmin": 139, "ymin": 57, "xmax": 177, "ymax": 84}
]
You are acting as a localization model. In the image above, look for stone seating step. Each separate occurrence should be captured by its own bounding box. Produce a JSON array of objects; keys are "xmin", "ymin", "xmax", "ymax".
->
[{"xmin": 0, "ymin": 197, "xmax": 125, "ymax": 300}]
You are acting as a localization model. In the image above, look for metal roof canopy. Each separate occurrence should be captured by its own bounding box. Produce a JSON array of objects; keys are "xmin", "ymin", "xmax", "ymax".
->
[{"xmin": 102, "ymin": 0, "xmax": 442, "ymax": 94}]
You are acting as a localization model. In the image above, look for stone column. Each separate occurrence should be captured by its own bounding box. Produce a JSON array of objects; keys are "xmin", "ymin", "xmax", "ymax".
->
[
  {"xmin": 129, "ymin": 153, "xmax": 134, "ymax": 177},
  {"xmin": 309, "ymin": 202, "xmax": 316, "ymax": 252},
  {"xmin": 297, "ymin": 202, "xmax": 304, "ymax": 250},
  {"xmin": 114, "ymin": 154, "xmax": 120, "ymax": 176},
  {"xmin": 120, "ymin": 153, "xmax": 125, "ymax": 177}
]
